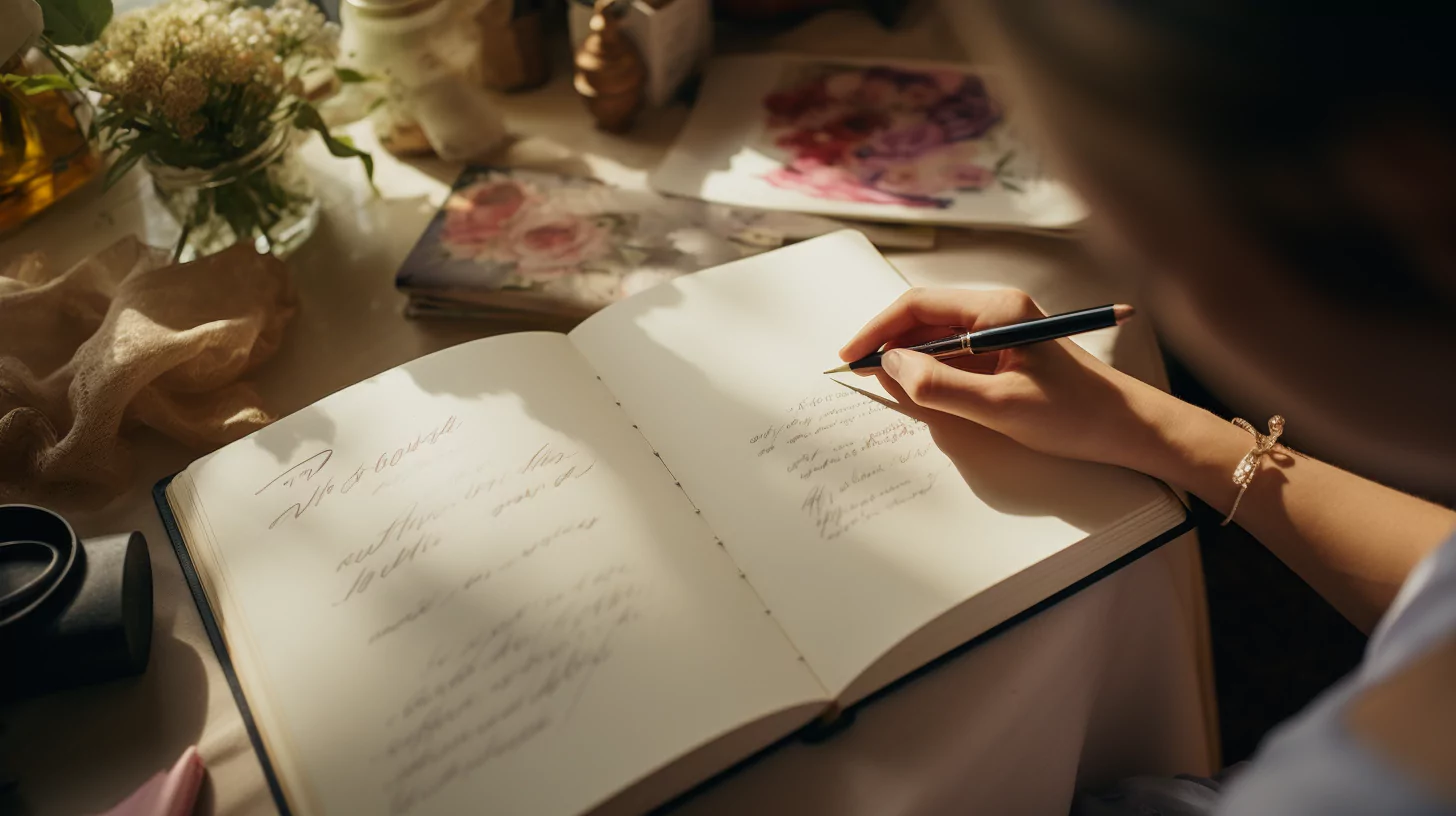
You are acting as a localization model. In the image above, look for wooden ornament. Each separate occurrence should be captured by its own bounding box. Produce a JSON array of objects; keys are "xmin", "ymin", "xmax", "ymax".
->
[
  {"xmin": 475, "ymin": 0, "xmax": 550, "ymax": 92},
  {"xmin": 573, "ymin": 0, "xmax": 647, "ymax": 134}
]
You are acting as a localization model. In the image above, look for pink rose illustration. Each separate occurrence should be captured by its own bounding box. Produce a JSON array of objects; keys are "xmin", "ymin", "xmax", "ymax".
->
[
  {"xmin": 823, "ymin": 71, "xmax": 863, "ymax": 101},
  {"xmin": 869, "ymin": 163, "xmax": 939, "ymax": 197},
  {"xmin": 871, "ymin": 147, "xmax": 995, "ymax": 197},
  {"xmin": 506, "ymin": 214, "xmax": 613, "ymax": 280},
  {"xmin": 440, "ymin": 179, "xmax": 531, "ymax": 258},
  {"xmin": 930, "ymin": 70, "xmax": 968, "ymax": 94},
  {"xmin": 763, "ymin": 77, "xmax": 830, "ymax": 126},
  {"xmin": 853, "ymin": 67, "xmax": 947, "ymax": 112},
  {"xmin": 822, "ymin": 110, "xmax": 891, "ymax": 142},
  {"xmin": 853, "ymin": 73, "xmax": 901, "ymax": 110},
  {"xmin": 758, "ymin": 66, "xmax": 1008, "ymax": 208},
  {"xmin": 774, "ymin": 127, "xmax": 856, "ymax": 168},
  {"xmin": 939, "ymin": 161, "xmax": 995, "ymax": 191},
  {"xmin": 764, "ymin": 164, "xmax": 940, "ymax": 207},
  {"xmin": 897, "ymin": 80, "xmax": 947, "ymax": 111}
]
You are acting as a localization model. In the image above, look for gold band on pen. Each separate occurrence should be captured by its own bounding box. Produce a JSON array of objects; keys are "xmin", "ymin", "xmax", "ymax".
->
[{"xmin": 928, "ymin": 333, "xmax": 975, "ymax": 361}]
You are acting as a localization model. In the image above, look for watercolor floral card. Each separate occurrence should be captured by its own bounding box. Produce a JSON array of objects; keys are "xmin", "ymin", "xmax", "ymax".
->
[
  {"xmin": 396, "ymin": 166, "xmax": 935, "ymax": 321},
  {"xmin": 650, "ymin": 55, "xmax": 1085, "ymax": 228}
]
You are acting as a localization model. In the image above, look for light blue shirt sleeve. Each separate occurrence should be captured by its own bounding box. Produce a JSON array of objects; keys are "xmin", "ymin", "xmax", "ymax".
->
[{"xmin": 1073, "ymin": 531, "xmax": 1456, "ymax": 816}]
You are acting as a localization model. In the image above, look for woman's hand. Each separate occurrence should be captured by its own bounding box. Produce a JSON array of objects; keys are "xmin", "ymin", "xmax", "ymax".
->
[
  {"xmin": 848, "ymin": 288, "xmax": 1456, "ymax": 630},
  {"xmin": 840, "ymin": 288, "xmax": 1200, "ymax": 477}
]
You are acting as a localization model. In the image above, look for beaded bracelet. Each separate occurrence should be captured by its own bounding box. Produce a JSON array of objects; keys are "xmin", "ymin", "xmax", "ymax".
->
[{"xmin": 1222, "ymin": 415, "xmax": 1285, "ymax": 526}]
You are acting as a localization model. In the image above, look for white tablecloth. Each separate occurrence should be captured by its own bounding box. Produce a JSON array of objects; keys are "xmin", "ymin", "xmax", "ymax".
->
[{"xmin": 0, "ymin": 7, "xmax": 1216, "ymax": 815}]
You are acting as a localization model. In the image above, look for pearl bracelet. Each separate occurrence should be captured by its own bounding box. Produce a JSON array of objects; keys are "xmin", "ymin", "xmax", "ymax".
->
[{"xmin": 1222, "ymin": 415, "xmax": 1285, "ymax": 526}]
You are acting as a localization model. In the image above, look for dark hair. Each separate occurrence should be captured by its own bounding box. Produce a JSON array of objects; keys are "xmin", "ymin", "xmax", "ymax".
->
[{"xmin": 991, "ymin": 1, "xmax": 1456, "ymax": 308}]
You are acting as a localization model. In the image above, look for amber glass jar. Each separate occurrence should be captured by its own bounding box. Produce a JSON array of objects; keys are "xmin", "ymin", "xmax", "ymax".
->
[{"xmin": 0, "ymin": 54, "xmax": 100, "ymax": 233}]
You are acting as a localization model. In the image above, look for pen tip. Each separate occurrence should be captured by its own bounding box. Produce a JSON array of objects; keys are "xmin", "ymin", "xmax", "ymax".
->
[
  {"xmin": 823, "ymin": 363, "xmax": 851, "ymax": 374},
  {"xmin": 1113, "ymin": 303, "xmax": 1136, "ymax": 324}
]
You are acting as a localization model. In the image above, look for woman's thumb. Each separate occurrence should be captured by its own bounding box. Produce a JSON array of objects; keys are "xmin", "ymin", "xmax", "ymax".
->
[{"xmin": 880, "ymin": 349, "xmax": 995, "ymax": 420}]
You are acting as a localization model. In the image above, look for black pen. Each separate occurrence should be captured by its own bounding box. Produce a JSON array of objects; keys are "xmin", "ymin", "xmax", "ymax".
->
[{"xmin": 824, "ymin": 303, "xmax": 1136, "ymax": 374}]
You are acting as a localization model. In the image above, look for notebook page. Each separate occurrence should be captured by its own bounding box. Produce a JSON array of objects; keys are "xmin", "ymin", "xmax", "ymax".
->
[
  {"xmin": 570, "ymin": 232, "xmax": 1173, "ymax": 697},
  {"xmin": 173, "ymin": 332, "xmax": 825, "ymax": 816}
]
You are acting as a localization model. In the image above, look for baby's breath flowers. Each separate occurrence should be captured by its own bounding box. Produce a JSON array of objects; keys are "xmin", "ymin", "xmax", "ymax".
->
[
  {"xmin": 77, "ymin": 0, "xmax": 367, "ymax": 172},
  {"xmin": 56, "ymin": 0, "xmax": 371, "ymax": 258}
]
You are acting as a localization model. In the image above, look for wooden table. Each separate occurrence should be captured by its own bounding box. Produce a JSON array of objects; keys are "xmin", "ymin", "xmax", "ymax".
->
[{"xmin": 0, "ymin": 7, "xmax": 1217, "ymax": 814}]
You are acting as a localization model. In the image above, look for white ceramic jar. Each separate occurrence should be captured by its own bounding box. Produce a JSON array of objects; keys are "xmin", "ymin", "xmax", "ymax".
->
[{"xmin": 340, "ymin": 0, "xmax": 508, "ymax": 160}]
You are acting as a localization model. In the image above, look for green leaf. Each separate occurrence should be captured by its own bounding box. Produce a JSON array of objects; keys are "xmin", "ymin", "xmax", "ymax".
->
[
  {"xmin": 39, "ymin": 0, "xmax": 114, "ymax": 45},
  {"xmin": 104, "ymin": 142, "xmax": 148, "ymax": 189},
  {"xmin": 334, "ymin": 67, "xmax": 372, "ymax": 84},
  {"xmin": 2, "ymin": 73, "xmax": 76, "ymax": 95},
  {"xmin": 293, "ymin": 103, "xmax": 374, "ymax": 183}
]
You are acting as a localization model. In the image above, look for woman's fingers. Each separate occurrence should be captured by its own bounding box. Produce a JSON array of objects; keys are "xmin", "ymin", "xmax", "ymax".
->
[
  {"xmin": 878, "ymin": 349, "xmax": 1005, "ymax": 421},
  {"xmin": 839, "ymin": 288, "xmax": 1047, "ymax": 361},
  {"xmin": 881, "ymin": 324, "xmax": 962, "ymax": 350},
  {"xmin": 878, "ymin": 325, "xmax": 1009, "ymax": 372},
  {"xmin": 945, "ymin": 350, "xmax": 1005, "ymax": 375},
  {"xmin": 855, "ymin": 346, "xmax": 1003, "ymax": 377}
]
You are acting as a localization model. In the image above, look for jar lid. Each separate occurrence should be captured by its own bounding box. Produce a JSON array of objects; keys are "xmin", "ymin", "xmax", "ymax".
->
[
  {"xmin": 342, "ymin": 0, "xmax": 447, "ymax": 18},
  {"xmin": 1, "ymin": 0, "xmax": 44, "ymax": 66}
]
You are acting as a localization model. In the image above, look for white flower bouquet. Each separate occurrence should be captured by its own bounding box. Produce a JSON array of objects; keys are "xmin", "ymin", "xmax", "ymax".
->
[{"xmin": 8, "ymin": 0, "xmax": 372, "ymax": 258}]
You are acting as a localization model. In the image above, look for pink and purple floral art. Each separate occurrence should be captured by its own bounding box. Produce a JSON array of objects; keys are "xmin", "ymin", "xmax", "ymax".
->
[{"xmin": 758, "ymin": 65, "xmax": 1025, "ymax": 208}]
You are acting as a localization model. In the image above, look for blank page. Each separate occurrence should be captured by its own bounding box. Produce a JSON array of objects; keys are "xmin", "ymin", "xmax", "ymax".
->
[{"xmin": 571, "ymin": 232, "xmax": 1176, "ymax": 698}]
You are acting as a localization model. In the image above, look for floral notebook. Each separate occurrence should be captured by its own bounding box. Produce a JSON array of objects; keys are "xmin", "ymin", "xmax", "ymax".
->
[
  {"xmin": 395, "ymin": 166, "xmax": 933, "ymax": 320},
  {"xmin": 650, "ymin": 56, "xmax": 1086, "ymax": 228}
]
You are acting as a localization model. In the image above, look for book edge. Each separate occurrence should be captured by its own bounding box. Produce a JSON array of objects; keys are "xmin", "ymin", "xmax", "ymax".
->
[
  {"xmin": 152, "ymin": 474, "xmax": 296, "ymax": 816},
  {"xmin": 647, "ymin": 502, "xmax": 1193, "ymax": 813},
  {"xmin": 841, "ymin": 498, "xmax": 1194, "ymax": 709},
  {"xmin": 152, "ymin": 472, "xmax": 1192, "ymax": 816}
]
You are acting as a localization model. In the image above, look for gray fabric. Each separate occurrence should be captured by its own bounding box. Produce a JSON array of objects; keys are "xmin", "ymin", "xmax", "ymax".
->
[
  {"xmin": 1075, "ymin": 531, "xmax": 1456, "ymax": 816},
  {"xmin": 1072, "ymin": 772, "xmax": 1231, "ymax": 816}
]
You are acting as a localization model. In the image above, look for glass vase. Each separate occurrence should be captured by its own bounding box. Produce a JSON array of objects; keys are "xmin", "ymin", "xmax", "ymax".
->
[{"xmin": 146, "ymin": 126, "xmax": 320, "ymax": 262}]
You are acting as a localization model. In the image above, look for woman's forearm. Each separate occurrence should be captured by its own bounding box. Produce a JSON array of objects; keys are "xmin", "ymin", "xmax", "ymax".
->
[
  {"xmin": 1125, "ymin": 388, "xmax": 1456, "ymax": 633},
  {"xmin": 843, "ymin": 287, "xmax": 1454, "ymax": 632}
]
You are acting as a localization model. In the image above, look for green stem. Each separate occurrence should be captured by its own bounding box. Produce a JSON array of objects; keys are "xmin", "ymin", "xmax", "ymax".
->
[{"xmin": 173, "ymin": 221, "xmax": 192, "ymax": 263}]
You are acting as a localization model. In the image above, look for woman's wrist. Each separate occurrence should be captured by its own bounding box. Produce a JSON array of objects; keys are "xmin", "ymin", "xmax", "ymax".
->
[
  {"xmin": 1132, "ymin": 390, "xmax": 1254, "ymax": 508},
  {"xmin": 1106, "ymin": 378, "xmax": 1251, "ymax": 507}
]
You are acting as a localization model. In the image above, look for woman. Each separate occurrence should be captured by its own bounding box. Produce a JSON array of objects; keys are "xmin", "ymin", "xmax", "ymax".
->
[{"xmin": 839, "ymin": 3, "xmax": 1456, "ymax": 814}]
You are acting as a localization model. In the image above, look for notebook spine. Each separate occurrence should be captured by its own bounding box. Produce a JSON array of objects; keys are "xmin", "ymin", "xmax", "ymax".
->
[
  {"xmin": 595, "ymin": 375, "xmax": 708, "ymax": 516},
  {"xmin": 593, "ymin": 376, "xmax": 769, "ymax": 602}
]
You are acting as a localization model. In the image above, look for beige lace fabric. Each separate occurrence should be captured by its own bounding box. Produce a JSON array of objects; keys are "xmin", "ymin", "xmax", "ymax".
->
[{"xmin": 0, "ymin": 237, "xmax": 294, "ymax": 507}]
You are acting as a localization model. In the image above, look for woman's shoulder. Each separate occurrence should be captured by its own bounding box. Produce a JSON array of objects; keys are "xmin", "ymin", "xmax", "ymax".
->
[
  {"xmin": 1343, "ymin": 632, "xmax": 1456, "ymax": 804},
  {"xmin": 1217, "ymin": 530, "xmax": 1456, "ymax": 815}
]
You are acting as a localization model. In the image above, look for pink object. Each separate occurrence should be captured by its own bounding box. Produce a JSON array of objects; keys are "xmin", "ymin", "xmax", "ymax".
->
[
  {"xmin": 100, "ymin": 746, "xmax": 205, "ymax": 816},
  {"xmin": 440, "ymin": 178, "xmax": 533, "ymax": 257}
]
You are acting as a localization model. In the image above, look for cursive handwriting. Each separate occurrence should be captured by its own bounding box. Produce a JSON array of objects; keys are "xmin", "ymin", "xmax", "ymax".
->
[
  {"xmin": 338, "ymin": 503, "xmax": 457, "ymax": 575},
  {"xmin": 745, "ymin": 388, "xmax": 950, "ymax": 540},
  {"xmin": 264, "ymin": 416, "xmax": 462, "ymax": 530},
  {"xmin": 255, "ymin": 449, "xmax": 332, "ymax": 495},
  {"xmin": 366, "ymin": 516, "xmax": 601, "ymax": 645},
  {"xmin": 463, "ymin": 444, "xmax": 597, "ymax": 519},
  {"xmin": 377, "ymin": 564, "xmax": 643, "ymax": 815},
  {"xmin": 802, "ymin": 472, "xmax": 939, "ymax": 539},
  {"xmin": 334, "ymin": 443, "xmax": 600, "ymax": 608}
]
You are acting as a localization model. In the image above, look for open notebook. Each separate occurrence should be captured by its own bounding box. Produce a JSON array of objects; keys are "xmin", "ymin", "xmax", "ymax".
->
[{"xmin": 155, "ymin": 231, "xmax": 1188, "ymax": 816}]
